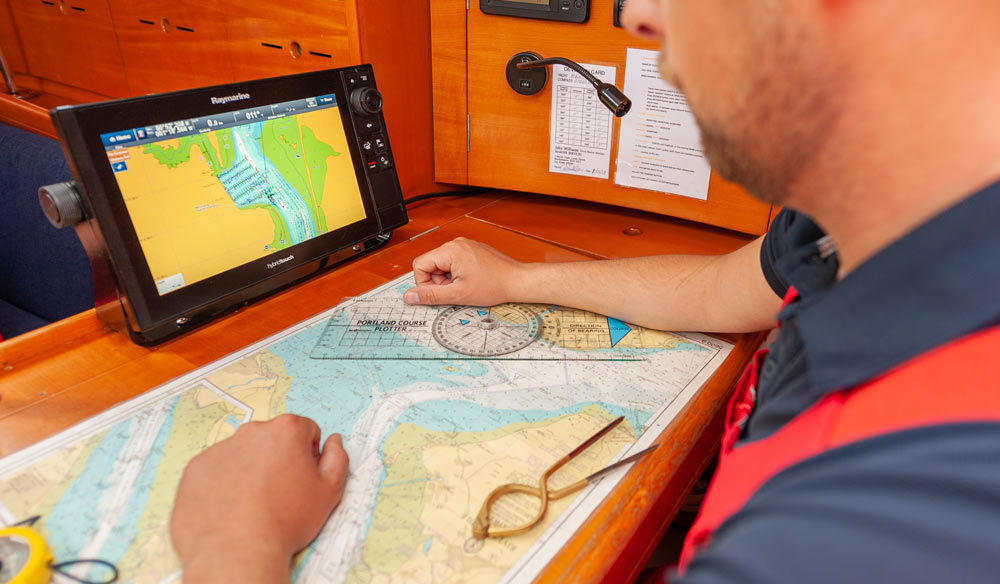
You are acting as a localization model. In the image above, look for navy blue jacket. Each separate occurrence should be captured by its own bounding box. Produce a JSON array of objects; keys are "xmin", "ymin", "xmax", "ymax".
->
[{"xmin": 678, "ymin": 182, "xmax": 1000, "ymax": 584}]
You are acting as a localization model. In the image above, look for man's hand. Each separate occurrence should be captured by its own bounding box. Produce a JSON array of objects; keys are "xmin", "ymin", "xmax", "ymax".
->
[
  {"xmin": 404, "ymin": 237, "xmax": 524, "ymax": 306},
  {"xmin": 170, "ymin": 414, "xmax": 349, "ymax": 584}
]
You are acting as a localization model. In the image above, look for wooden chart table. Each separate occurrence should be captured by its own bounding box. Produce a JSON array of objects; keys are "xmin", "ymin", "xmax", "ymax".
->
[{"xmin": 0, "ymin": 192, "xmax": 763, "ymax": 583}]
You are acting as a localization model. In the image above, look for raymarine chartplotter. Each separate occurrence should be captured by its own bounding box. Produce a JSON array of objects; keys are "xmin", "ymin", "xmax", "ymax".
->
[{"xmin": 40, "ymin": 66, "xmax": 407, "ymax": 345}]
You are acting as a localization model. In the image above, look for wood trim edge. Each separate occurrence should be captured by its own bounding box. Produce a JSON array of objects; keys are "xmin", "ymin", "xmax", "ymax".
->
[
  {"xmin": 0, "ymin": 93, "xmax": 54, "ymax": 138},
  {"xmin": 345, "ymin": 0, "xmax": 363, "ymax": 63},
  {"xmin": 430, "ymin": 0, "xmax": 468, "ymax": 184}
]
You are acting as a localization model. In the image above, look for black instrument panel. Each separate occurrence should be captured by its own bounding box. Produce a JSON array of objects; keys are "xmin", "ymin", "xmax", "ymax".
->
[
  {"xmin": 480, "ymin": 0, "xmax": 590, "ymax": 24},
  {"xmin": 50, "ymin": 65, "xmax": 407, "ymax": 345}
]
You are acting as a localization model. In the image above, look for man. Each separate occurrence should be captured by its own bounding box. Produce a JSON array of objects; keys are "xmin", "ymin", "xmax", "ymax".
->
[{"xmin": 171, "ymin": 0, "xmax": 1000, "ymax": 582}]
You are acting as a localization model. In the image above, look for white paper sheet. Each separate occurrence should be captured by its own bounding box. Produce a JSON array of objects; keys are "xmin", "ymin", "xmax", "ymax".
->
[
  {"xmin": 615, "ymin": 48, "xmax": 712, "ymax": 200},
  {"xmin": 549, "ymin": 63, "xmax": 617, "ymax": 179}
]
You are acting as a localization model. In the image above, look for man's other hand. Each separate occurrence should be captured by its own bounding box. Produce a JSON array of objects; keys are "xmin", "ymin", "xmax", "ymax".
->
[
  {"xmin": 170, "ymin": 414, "xmax": 349, "ymax": 583},
  {"xmin": 405, "ymin": 237, "xmax": 522, "ymax": 306}
]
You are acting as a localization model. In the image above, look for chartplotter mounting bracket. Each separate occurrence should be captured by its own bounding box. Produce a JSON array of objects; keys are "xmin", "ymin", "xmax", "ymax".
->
[{"xmin": 40, "ymin": 65, "xmax": 407, "ymax": 345}]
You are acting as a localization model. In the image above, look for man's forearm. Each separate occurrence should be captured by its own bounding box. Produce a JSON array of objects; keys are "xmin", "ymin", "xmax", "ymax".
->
[{"xmin": 507, "ymin": 237, "xmax": 780, "ymax": 333}]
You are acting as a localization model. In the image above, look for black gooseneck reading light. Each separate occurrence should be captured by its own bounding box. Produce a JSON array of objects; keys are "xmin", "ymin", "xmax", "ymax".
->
[{"xmin": 505, "ymin": 52, "xmax": 632, "ymax": 117}]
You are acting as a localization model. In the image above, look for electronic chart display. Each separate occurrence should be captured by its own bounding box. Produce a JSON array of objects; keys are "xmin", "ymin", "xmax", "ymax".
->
[
  {"xmin": 47, "ymin": 65, "xmax": 407, "ymax": 344},
  {"xmin": 101, "ymin": 92, "xmax": 368, "ymax": 296}
]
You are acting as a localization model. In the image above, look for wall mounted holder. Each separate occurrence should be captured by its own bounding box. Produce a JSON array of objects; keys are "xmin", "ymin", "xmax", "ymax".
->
[
  {"xmin": 505, "ymin": 52, "xmax": 631, "ymax": 117},
  {"xmin": 506, "ymin": 52, "xmax": 548, "ymax": 96}
]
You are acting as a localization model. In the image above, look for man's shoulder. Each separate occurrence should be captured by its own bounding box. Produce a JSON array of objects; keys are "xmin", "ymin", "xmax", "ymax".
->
[
  {"xmin": 759, "ymin": 208, "xmax": 832, "ymax": 297},
  {"xmin": 679, "ymin": 422, "xmax": 1000, "ymax": 584}
]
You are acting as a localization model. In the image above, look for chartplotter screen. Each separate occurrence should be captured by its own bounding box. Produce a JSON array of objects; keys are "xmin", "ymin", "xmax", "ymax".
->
[
  {"xmin": 52, "ymin": 65, "xmax": 407, "ymax": 344},
  {"xmin": 101, "ymin": 95, "xmax": 367, "ymax": 296}
]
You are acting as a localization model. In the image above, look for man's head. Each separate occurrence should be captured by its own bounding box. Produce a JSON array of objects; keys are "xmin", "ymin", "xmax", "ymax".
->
[
  {"xmin": 621, "ymin": 0, "xmax": 1000, "ymax": 275},
  {"xmin": 621, "ymin": 0, "xmax": 841, "ymax": 205}
]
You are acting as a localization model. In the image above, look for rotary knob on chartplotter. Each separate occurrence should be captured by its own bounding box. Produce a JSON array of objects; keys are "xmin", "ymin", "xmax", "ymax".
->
[
  {"xmin": 350, "ymin": 87, "xmax": 383, "ymax": 115},
  {"xmin": 38, "ymin": 181, "xmax": 86, "ymax": 229}
]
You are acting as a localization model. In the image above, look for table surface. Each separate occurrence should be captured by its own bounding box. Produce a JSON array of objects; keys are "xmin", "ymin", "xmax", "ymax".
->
[{"xmin": 0, "ymin": 191, "xmax": 763, "ymax": 583}]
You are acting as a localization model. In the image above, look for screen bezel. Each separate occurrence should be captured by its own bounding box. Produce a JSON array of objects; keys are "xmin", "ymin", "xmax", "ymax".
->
[
  {"xmin": 480, "ymin": 0, "xmax": 590, "ymax": 22},
  {"xmin": 52, "ymin": 69, "xmax": 385, "ymax": 333}
]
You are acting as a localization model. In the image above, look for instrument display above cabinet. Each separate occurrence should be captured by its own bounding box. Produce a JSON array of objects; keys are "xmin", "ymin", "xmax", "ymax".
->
[{"xmin": 480, "ymin": 0, "xmax": 591, "ymax": 24}]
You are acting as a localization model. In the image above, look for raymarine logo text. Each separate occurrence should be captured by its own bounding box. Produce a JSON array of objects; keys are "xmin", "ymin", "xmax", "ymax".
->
[
  {"xmin": 210, "ymin": 93, "xmax": 251, "ymax": 105},
  {"xmin": 267, "ymin": 255, "xmax": 294, "ymax": 269}
]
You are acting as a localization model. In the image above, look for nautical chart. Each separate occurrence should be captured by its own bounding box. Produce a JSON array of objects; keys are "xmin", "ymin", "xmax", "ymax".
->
[{"xmin": 0, "ymin": 273, "xmax": 733, "ymax": 584}]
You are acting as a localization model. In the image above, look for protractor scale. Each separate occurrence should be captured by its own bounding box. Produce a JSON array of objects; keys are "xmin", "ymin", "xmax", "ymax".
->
[{"xmin": 432, "ymin": 305, "xmax": 541, "ymax": 356}]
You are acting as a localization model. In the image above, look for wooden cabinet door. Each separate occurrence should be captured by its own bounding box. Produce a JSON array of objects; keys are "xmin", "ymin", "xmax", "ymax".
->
[
  {"xmin": 1, "ymin": 1, "xmax": 28, "ymax": 74},
  {"xmin": 435, "ymin": 0, "xmax": 772, "ymax": 235},
  {"xmin": 9, "ymin": 0, "xmax": 128, "ymax": 96},
  {"xmin": 107, "ymin": 0, "xmax": 234, "ymax": 95},
  {"xmin": 220, "ymin": 0, "xmax": 358, "ymax": 82}
]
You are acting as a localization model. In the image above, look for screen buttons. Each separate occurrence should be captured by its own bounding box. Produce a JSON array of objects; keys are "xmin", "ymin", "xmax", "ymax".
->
[
  {"xmin": 357, "ymin": 116, "xmax": 381, "ymax": 134},
  {"xmin": 363, "ymin": 149, "xmax": 391, "ymax": 173},
  {"xmin": 362, "ymin": 137, "xmax": 378, "ymax": 172},
  {"xmin": 345, "ymin": 72, "xmax": 360, "ymax": 92},
  {"xmin": 361, "ymin": 134, "xmax": 389, "ymax": 172}
]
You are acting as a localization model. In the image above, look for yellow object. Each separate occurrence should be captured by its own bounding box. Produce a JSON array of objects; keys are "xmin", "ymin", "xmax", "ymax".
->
[{"xmin": 0, "ymin": 526, "xmax": 52, "ymax": 584}]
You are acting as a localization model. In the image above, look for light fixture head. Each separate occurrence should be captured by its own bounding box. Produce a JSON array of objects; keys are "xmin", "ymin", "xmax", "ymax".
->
[{"xmin": 596, "ymin": 83, "xmax": 631, "ymax": 117}]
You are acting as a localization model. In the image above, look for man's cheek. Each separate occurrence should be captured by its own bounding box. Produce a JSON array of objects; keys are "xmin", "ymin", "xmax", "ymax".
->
[{"xmin": 657, "ymin": 56, "xmax": 682, "ymax": 91}]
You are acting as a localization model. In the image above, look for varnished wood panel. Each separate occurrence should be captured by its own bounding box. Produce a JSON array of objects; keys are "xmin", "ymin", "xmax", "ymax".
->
[
  {"xmin": 9, "ymin": 0, "xmax": 128, "ymax": 97},
  {"xmin": 429, "ymin": 0, "xmax": 468, "ymax": 185},
  {"xmin": 356, "ymin": 0, "xmax": 448, "ymax": 197},
  {"xmin": 222, "ymin": 0, "xmax": 354, "ymax": 82},
  {"xmin": 468, "ymin": 192, "xmax": 756, "ymax": 259},
  {"xmin": 0, "ymin": 73, "xmax": 118, "ymax": 137},
  {"xmin": 430, "ymin": 0, "xmax": 772, "ymax": 234},
  {"xmin": 0, "ymin": 92, "xmax": 54, "ymax": 136},
  {"xmin": 16, "ymin": 74, "xmax": 111, "ymax": 103},
  {"xmin": 0, "ymin": 0, "xmax": 28, "ymax": 73},
  {"xmin": 108, "ymin": 0, "xmax": 234, "ymax": 95}
]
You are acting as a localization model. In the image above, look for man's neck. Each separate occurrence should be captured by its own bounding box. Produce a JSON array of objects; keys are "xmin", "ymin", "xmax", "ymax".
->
[{"xmin": 786, "ymin": 2, "xmax": 1000, "ymax": 278}]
